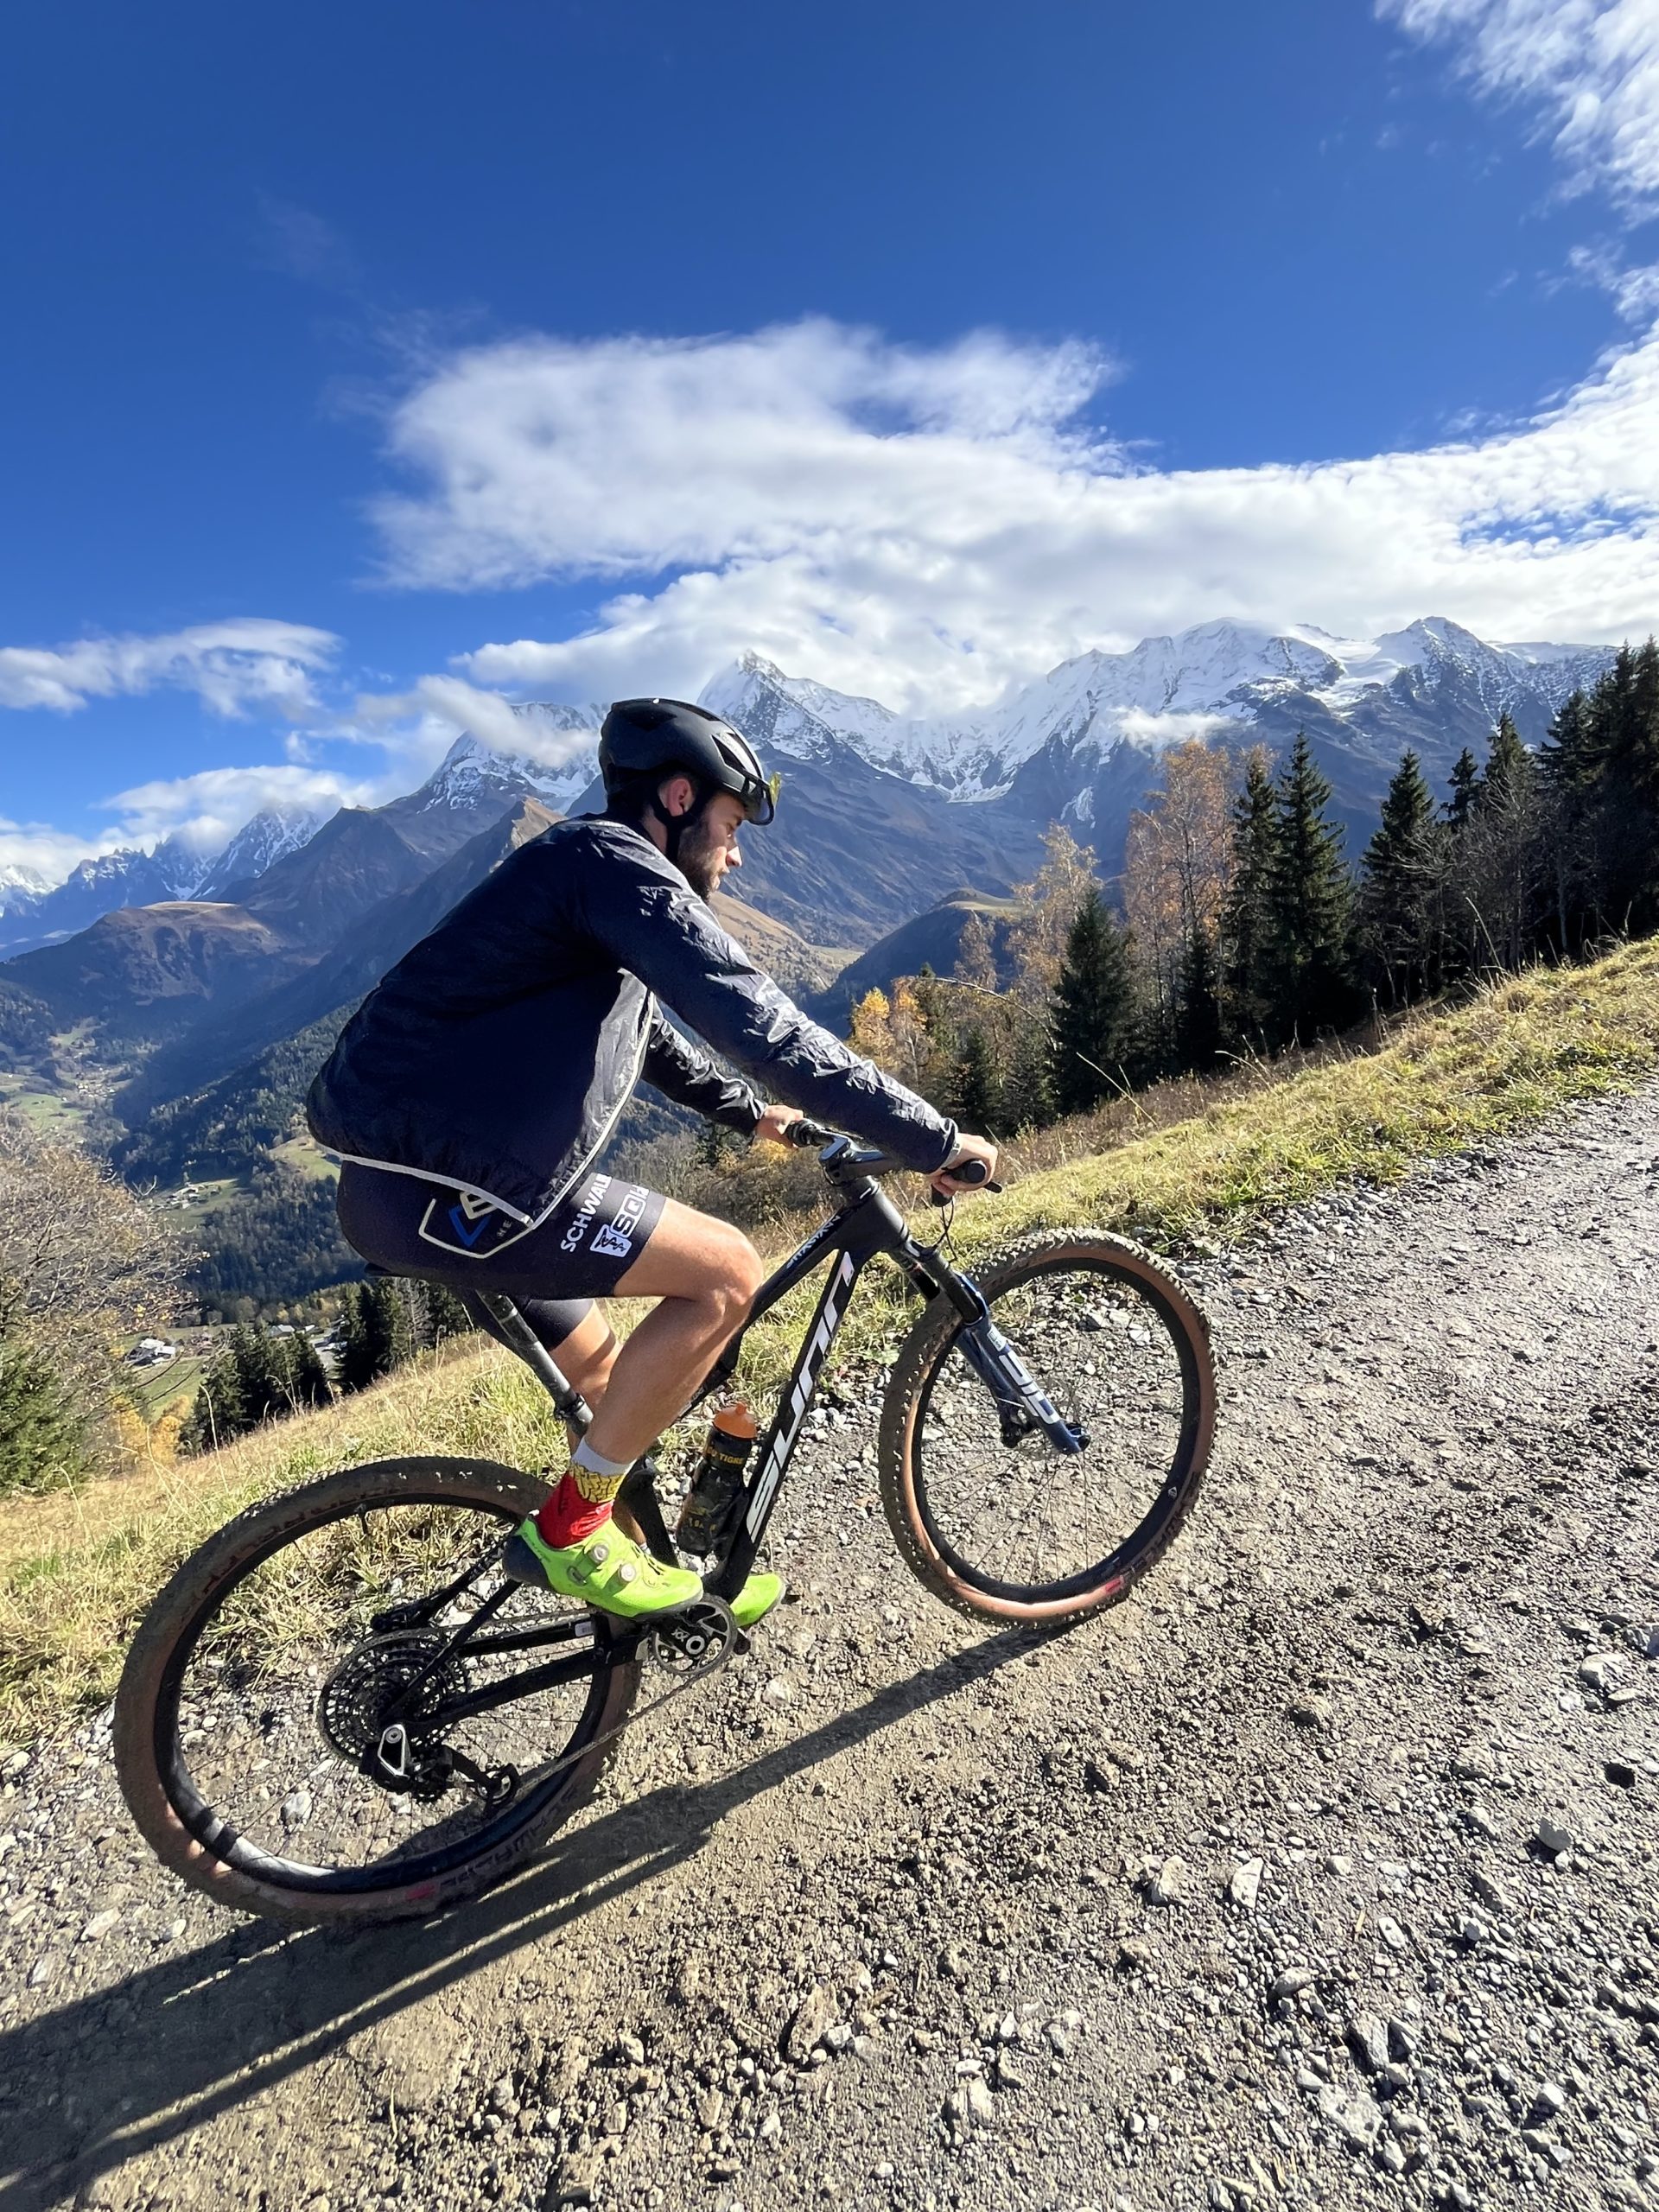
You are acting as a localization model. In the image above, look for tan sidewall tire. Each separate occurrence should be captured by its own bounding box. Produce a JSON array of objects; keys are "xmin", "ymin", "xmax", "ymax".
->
[
  {"xmin": 113, "ymin": 1455, "xmax": 640, "ymax": 1925},
  {"xmin": 878, "ymin": 1231, "xmax": 1217, "ymax": 1626}
]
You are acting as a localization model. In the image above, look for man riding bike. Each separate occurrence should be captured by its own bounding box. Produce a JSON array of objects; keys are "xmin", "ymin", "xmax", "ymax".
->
[{"xmin": 307, "ymin": 697, "xmax": 998, "ymax": 1628}]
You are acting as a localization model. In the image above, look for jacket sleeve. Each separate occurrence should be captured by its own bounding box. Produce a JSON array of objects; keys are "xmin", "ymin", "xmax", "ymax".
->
[
  {"xmin": 644, "ymin": 1007, "xmax": 766, "ymax": 1135},
  {"xmin": 571, "ymin": 831, "xmax": 960, "ymax": 1174}
]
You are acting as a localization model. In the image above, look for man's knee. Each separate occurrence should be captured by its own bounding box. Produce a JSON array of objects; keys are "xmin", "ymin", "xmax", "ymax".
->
[{"xmin": 711, "ymin": 1227, "xmax": 765, "ymax": 1318}]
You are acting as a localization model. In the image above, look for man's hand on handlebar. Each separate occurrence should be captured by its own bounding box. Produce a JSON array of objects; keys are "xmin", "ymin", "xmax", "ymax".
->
[
  {"xmin": 756, "ymin": 1104, "xmax": 805, "ymax": 1147},
  {"xmin": 931, "ymin": 1133, "xmax": 1000, "ymax": 1201}
]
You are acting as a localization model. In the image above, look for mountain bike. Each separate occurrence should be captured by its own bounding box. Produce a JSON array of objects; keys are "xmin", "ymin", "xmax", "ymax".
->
[{"xmin": 115, "ymin": 1126, "xmax": 1216, "ymax": 1923}]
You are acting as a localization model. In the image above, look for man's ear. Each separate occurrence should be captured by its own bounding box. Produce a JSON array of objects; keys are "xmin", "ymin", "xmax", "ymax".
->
[{"xmin": 658, "ymin": 772, "xmax": 697, "ymax": 819}]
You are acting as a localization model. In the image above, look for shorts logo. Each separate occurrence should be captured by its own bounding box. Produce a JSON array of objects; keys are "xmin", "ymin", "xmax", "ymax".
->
[
  {"xmin": 559, "ymin": 1174, "xmax": 612, "ymax": 1254},
  {"xmin": 589, "ymin": 1185, "xmax": 649, "ymax": 1264},
  {"xmin": 446, "ymin": 1192, "xmax": 496, "ymax": 1248}
]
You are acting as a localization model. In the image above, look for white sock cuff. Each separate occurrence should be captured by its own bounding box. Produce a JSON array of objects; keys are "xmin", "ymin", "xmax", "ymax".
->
[{"xmin": 571, "ymin": 1436, "xmax": 632, "ymax": 1482}]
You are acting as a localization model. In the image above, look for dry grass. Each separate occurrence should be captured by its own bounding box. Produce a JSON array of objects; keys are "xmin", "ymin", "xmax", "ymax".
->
[{"xmin": 6, "ymin": 939, "xmax": 1659, "ymax": 1747}]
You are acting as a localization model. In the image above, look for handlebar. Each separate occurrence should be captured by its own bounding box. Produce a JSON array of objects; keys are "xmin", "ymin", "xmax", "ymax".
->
[
  {"xmin": 784, "ymin": 1117, "xmax": 1002, "ymax": 1203},
  {"xmin": 786, "ymin": 1119, "xmax": 840, "ymax": 1151}
]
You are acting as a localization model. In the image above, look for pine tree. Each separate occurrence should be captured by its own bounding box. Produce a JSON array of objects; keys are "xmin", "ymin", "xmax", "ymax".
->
[
  {"xmin": 423, "ymin": 1284, "xmax": 477, "ymax": 1345},
  {"xmin": 1538, "ymin": 689, "xmax": 1602, "ymax": 950},
  {"xmin": 1050, "ymin": 890, "xmax": 1137, "ymax": 1116},
  {"xmin": 184, "ymin": 1343, "xmax": 246, "ymax": 1453},
  {"xmin": 1000, "ymin": 1014, "xmax": 1056, "ymax": 1133},
  {"xmin": 1264, "ymin": 733, "xmax": 1355, "ymax": 1043},
  {"xmin": 362, "ymin": 1278, "xmax": 412, "ymax": 1382},
  {"xmin": 951, "ymin": 1025, "xmax": 1001, "ymax": 1134},
  {"xmin": 1461, "ymin": 713, "xmax": 1541, "ymax": 971},
  {"xmin": 1218, "ymin": 750, "xmax": 1278, "ymax": 1047},
  {"xmin": 283, "ymin": 1332, "xmax": 332, "ymax": 1410},
  {"xmin": 1445, "ymin": 748, "xmax": 1481, "ymax": 830},
  {"xmin": 0, "ymin": 1335, "xmax": 87, "ymax": 1494},
  {"xmin": 338, "ymin": 1282, "xmax": 413, "ymax": 1397},
  {"xmin": 229, "ymin": 1322, "xmax": 289, "ymax": 1427},
  {"xmin": 1357, "ymin": 749, "xmax": 1446, "ymax": 1006},
  {"xmin": 1173, "ymin": 923, "xmax": 1224, "ymax": 1070},
  {"xmin": 336, "ymin": 1284, "xmax": 379, "ymax": 1394}
]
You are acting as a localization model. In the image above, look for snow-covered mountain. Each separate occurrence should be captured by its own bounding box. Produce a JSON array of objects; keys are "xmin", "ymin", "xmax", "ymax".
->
[
  {"xmin": 0, "ymin": 862, "xmax": 50, "ymax": 909},
  {"xmin": 0, "ymin": 616, "xmax": 1626, "ymax": 963},
  {"xmin": 0, "ymin": 834, "xmax": 213, "ymax": 957},
  {"xmin": 195, "ymin": 805, "xmax": 331, "ymax": 901},
  {"xmin": 705, "ymin": 619, "xmax": 1611, "ymax": 802}
]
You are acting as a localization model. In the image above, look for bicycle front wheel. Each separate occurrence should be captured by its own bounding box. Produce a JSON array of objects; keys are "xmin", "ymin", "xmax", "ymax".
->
[
  {"xmin": 880, "ymin": 1231, "xmax": 1216, "ymax": 1625},
  {"xmin": 114, "ymin": 1456, "xmax": 639, "ymax": 1923}
]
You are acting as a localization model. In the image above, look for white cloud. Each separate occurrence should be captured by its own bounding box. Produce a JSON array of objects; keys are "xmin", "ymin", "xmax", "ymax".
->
[
  {"xmin": 364, "ymin": 315, "xmax": 1659, "ymax": 720},
  {"xmin": 1111, "ymin": 708, "xmax": 1243, "ymax": 752},
  {"xmin": 0, "ymin": 817, "xmax": 111, "ymax": 888},
  {"xmin": 99, "ymin": 763, "xmax": 378, "ymax": 854},
  {"xmin": 372, "ymin": 321, "xmax": 1116, "ymax": 594},
  {"xmin": 1380, "ymin": 0, "xmax": 1659, "ymax": 211},
  {"xmin": 0, "ymin": 619, "xmax": 340, "ymax": 716}
]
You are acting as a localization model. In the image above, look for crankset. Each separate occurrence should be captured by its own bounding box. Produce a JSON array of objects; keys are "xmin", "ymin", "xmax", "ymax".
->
[{"xmin": 647, "ymin": 1593, "xmax": 738, "ymax": 1670}]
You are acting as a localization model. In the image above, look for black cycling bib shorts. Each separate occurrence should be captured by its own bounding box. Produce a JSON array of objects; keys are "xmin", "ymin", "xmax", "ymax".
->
[{"xmin": 335, "ymin": 1161, "xmax": 668, "ymax": 1355}]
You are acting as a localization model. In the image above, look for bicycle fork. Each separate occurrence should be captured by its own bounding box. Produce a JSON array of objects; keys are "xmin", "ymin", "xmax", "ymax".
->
[{"xmin": 952, "ymin": 1298, "xmax": 1089, "ymax": 1455}]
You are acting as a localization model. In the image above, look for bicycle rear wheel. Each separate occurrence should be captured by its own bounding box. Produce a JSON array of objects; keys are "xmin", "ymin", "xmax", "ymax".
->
[
  {"xmin": 114, "ymin": 1456, "xmax": 639, "ymax": 1923},
  {"xmin": 880, "ymin": 1231, "xmax": 1215, "ymax": 1624}
]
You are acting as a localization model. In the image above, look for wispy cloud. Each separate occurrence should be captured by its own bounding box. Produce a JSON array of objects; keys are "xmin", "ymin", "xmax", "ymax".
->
[
  {"xmin": 100, "ymin": 764, "xmax": 378, "ymax": 854},
  {"xmin": 0, "ymin": 619, "xmax": 340, "ymax": 716},
  {"xmin": 1380, "ymin": 0, "xmax": 1659, "ymax": 212},
  {"xmin": 356, "ymin": 314, "xmax": 1659, "ymax": 719}
]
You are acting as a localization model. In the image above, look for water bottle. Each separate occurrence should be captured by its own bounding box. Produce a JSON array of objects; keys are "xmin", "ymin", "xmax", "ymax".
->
[{"xmin": 676, "ymin": 1400, "xmax": 760, "ymax": 1554}]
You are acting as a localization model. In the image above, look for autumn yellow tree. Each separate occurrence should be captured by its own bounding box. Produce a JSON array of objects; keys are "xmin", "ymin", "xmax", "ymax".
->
[
  {"xmin": 1123, "ymin": 741, "xmax": 1238, "ymax": 1027},
  {"xmin": 1005, "ymin": 823, "xmax": 1098, "ymax": 995},
  {"xmin": 848, "ymin": 987, "xmax": 895, "ymax": 1065}
]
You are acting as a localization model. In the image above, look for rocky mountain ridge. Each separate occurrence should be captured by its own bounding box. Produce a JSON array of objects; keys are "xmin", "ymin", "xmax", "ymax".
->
[{"xmin": 2, "ymin": 617, "xmax": 1623, "ymax": 962}]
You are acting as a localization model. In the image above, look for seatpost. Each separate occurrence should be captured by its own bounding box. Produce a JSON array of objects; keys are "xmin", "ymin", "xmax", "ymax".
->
[{"xmin": 474, "ymin": 1291, "xmax": 591, "ymax": 1431}]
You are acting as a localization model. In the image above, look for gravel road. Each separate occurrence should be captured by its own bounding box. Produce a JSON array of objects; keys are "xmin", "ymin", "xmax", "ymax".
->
[{"xmin": 2, "ymin": 1088, "xmax": 1656, "ymax": 2212}]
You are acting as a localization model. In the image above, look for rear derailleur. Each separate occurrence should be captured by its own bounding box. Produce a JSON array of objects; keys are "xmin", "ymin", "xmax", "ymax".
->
[{"xmin": 366, "ymin": 1723, "xmax": 518, "ymax": 1808}]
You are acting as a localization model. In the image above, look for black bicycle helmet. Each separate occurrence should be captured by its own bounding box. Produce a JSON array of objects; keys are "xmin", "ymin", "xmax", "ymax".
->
[{"xmin": 598, "ymin": 698, "xmax": 776, "ymax": 826}]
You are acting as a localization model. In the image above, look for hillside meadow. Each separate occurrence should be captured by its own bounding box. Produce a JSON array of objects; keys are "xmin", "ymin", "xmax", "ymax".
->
[{"xmin": 3, "ymin": 935, "xmax": 1659, "ymax": 1747}]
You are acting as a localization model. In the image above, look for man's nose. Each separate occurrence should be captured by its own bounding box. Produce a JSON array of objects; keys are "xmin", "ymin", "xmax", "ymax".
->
[{"xmin": 728, "ymin": 842, "xmax": 742, "ymax": 870}]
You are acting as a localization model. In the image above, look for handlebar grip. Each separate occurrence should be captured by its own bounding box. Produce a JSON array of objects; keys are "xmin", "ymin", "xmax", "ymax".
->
[
  {"xmin": 927, "ymin": 1159, "xmax": 1006, "ymax": 1206},
  {"xmin": 788, "ymin": 1118, "xmax": 838, "ymax": 1150}
]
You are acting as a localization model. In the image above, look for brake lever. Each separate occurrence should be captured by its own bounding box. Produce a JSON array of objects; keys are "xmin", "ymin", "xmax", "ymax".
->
[{"xmin": 928, "ymin": 1167, "xmax": 1006, "ymax": 1207}]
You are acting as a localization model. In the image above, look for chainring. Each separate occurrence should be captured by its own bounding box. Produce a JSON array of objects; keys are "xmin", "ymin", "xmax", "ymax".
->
[
  {"xmin": 646, "ymin": 1594, "xmax": 738, "ymax": 1672},
  {"xmin": 317, "ymin": 1631, "xmax": 470, "ymax": 1764}
]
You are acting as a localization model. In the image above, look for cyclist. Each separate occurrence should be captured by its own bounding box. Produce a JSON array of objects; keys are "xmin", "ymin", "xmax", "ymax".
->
[{"xmin": 307, "ymin": 698, "xmax": 998, "ymax": 1627}]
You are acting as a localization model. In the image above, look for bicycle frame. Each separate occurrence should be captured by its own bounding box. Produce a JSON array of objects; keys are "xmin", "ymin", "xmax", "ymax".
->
[{"xmin": 475, "ymin": 1135, "xmax": 1084, "ymax": 1621}]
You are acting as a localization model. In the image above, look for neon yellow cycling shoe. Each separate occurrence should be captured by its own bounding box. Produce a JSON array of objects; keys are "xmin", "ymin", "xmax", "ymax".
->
[
  {"xmin": 731, "ymin": 1572, "xmax": 784, "ymax": 1631},
  {"xmin": 504, "ymin": 1518, "xmax": 702, "ymax": 1619}
]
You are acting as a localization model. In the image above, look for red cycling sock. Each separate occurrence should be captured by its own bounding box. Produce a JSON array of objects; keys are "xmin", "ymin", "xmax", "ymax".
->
[
  {"xmin": 536, "ymin": 1472, "xmax": 614, "ymax": 1548},
  {"xmin": 536, "ymin": 1440, "xmax": 631, "ymax": 1548}
]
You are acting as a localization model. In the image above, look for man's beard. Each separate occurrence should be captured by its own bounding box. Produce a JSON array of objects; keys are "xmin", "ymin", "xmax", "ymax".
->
[{"xmin": 675, "ymin": 813, "xmax": 725, "ymax": 900}]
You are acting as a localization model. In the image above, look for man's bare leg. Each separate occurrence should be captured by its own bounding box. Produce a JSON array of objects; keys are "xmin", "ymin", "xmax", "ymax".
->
[
  {"xmin": 587, "ymin": 1198, "xmax": 764, "ymax": 1464},
  {"xmin": 506, "ymin": 1200, "xmax": 768, "ymax": 1614}
]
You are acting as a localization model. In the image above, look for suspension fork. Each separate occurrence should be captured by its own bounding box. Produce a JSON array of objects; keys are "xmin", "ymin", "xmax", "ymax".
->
[{"xmin": 921, "ymin": 1261, "xmax": 1087, "ymax": 1456}]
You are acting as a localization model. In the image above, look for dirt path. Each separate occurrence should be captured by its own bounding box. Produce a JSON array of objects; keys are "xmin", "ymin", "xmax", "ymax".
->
[{"xmin": 2, "ymin": 1090, "xmax": 1656, "ymax": 2212}]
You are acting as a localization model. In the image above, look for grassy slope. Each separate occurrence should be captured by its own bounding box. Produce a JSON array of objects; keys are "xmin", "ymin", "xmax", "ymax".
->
[{"xmin": 4, "ymin": 938, "xmax": 1659, "ymax": 1746}]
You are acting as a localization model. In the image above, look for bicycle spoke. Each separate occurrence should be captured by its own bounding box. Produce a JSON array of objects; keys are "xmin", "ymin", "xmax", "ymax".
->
[
  {"xmin": 168, "ymin": 1497, "xmax": 611, "ymax": 1883},
  {"xmin": 911, "ymin": 1261, "xmax": 1193, "ymax": 1600}
]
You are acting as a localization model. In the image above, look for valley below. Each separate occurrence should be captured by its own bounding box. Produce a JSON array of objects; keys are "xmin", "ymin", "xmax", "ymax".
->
[{"xmin": 1, "ymin": 1085, "xmax": 1654, "ymax": 2212}]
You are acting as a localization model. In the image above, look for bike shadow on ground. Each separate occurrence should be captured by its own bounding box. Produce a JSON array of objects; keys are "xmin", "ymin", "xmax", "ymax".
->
[{"xmin": 0, "ymin": 1624, "xmax": 1045, "ymax": 2211}]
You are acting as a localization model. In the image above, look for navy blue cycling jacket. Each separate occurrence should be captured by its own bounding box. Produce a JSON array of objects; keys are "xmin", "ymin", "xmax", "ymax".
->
[{"xmin": 306, "ymin": 817, "xmax": 959, "ymax": 1225}]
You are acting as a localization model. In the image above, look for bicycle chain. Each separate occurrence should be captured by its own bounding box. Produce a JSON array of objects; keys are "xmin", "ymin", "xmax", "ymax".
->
[{"xmin": 391, "ymin": 1592, "xmax": 742, "ymax": 1808}]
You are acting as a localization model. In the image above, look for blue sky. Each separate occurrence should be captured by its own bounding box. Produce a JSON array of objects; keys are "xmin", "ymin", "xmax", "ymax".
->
[{"xmin": 3, "ymin": 0, "xmax": 1657, "ymax": 880}]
